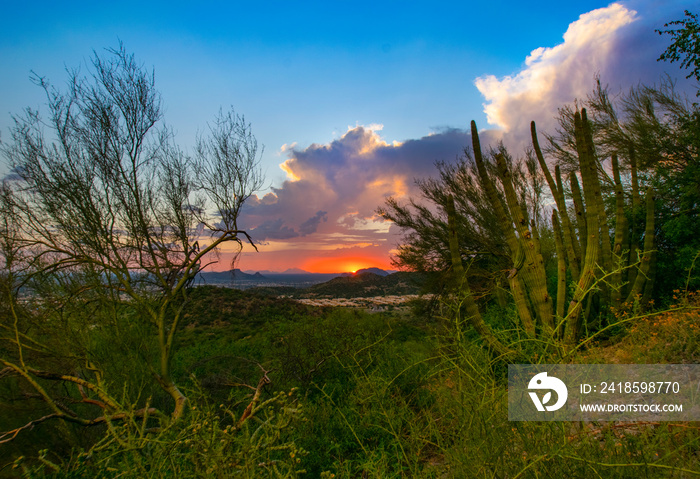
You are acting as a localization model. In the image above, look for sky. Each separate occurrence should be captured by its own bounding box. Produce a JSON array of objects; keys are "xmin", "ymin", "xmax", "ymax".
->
[{"xmin": 1, "ymin": 0, "xmax": 697, "ymax": 273}]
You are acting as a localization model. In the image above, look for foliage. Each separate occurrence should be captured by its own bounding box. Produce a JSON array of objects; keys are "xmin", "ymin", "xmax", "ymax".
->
[
  {"xmin": 563, "ymin": 77, "xmax": 700, "ymax": 298},
  {"xmin": 2, "ymin": 281, "xmax": 699, "ymax": 477},
  {"xmin": 0, "ymin": 42, "xmax": 263, "ymax": 453},
  {"xmin": 10, "ymin": 387, "xmax": 306, "ymax": 478},
  {"xmin": 377, "ymin": 147, "xmax": 544, "ymax": 302},
  {"xmin": 3, "ymin": 28, "xmax": 700, "ymax": 477},
  {"xmin": 382, "ymin": 72, "xmax": 700, "ymax": 360},
  {"xmin": 580, "ymin": 290, "xmax": 700, "ymax": 364},
  {"xmin": 657, "ymin": 10, "xmax": 700, "ymax": 88}
]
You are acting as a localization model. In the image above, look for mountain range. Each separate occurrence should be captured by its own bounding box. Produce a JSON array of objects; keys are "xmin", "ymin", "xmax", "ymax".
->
[
  {"xmin": 195, "ymin": 267, "xmax": 397, "ymax": 289},
  {"xmin": 242, "ymin": 267, "xmax": 395, "ymax": 276}
]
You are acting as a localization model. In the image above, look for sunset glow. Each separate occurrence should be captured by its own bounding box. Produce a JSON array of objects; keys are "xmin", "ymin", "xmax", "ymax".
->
[
  {"xmin": 1, "ymin": 1, "xmax": 694, "ymax": 275},
  {"xmin": 302, "ymin": 256, "xmax": 392, "ymax": 274}
]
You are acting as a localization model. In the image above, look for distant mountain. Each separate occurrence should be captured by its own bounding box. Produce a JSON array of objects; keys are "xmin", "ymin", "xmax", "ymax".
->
[
  {"xmin": 340, "ymin": 267, "xmax": 391, "ymax": 277},
  {"xmin": 196, "ymin": 269, "xmax": 341, "ymax": 289},
  {"xmin": 242, "ymin": 268, "xmax": 311, "ymax": 275},
  {"xmin": 282, "ymin": 267, "xmax": 310, "ymax": 274},
  {"xmin": 294, "ymin": 271, "xmax": 424, "ymax": 298},
  {"xmin": 197, "ymin": 269, "xmax": 266, "ymax": 284},
  {"xmin": 355, "ymin": 267, "xmax": 390, "ymax": 276}
]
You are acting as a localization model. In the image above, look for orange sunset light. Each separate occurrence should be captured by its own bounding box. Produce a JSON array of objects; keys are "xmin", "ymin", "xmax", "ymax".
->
[{"xmin": 302, "ymin": 256, "xmax": 390, "ymax": 274}]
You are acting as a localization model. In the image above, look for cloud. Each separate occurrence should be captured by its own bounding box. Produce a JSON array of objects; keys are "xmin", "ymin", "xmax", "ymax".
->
[
  {"xmin": 278, "ymin": 142, "xmax": 297, "ymax": 155},
  {"xmin": 299, "ymin": 210, "xmax": 328, "ymax": 236},
  {"xmin": 248, "ymin": 218, "xmax": 299, "ymax": 241},
  {"xmin": 238, "ymin": 125, "xmax": 492, "ymax": 257},
  {"xmin": 476, "ymin": 3, "xmax": 636, "ymax": 131},
  {"xmin": 475, "ymin": 1, "xmax": 697, "ymax": 147},
  {"xmin": 236, "ymin": 1, "xmax": 698, "ymax": 271}
]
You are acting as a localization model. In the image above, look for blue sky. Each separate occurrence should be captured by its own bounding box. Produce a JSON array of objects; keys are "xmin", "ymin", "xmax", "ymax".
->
[
  {"xmin": 1, "ymin": 1, "xmax": 697, "ymax": 271},
  {"xmin": 1, "ymin": 1, "xmax": 622, "ymax": 178}
]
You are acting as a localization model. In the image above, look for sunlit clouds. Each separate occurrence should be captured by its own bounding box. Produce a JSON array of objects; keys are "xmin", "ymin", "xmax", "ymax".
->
[
  {"xmin": 234, "ymin": 125, "xmax": 473, "ymax": 271},
  {"xmin": 476, "ymin": 3, "xmax": 637, "ymax": 132},
  {"xmin": 473, "ymin": 1, "xmax": 692, "ymax": 148},
  {"xmin": 221, "ymin": 1, "xmax": 696, "ymax": 273}
]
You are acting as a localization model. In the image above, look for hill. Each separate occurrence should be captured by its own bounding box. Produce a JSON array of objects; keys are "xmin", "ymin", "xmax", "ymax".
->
[
  {"xmin": 292, "ymin": 271, "xmax": 424, "ymax": 298},
  {"xmin": 195, "ymin": 268, "xmax": 265, "ymax": 285},
  {"xmin": 342, "ymin": 267, "xmax": 391, "ymax": 277}
]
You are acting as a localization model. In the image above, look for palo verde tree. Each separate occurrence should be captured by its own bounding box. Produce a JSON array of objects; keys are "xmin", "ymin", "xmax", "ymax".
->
[
  {"xmin": 0, "ymin": 44, "xmax": 264, "ymax": 440},
  {"xmin": 657, "ymin": 10, "xmax": 700, "ymax": 90},
  {"xmin": 379, "ymin": 141, "xmax": 546, "ymax": 358},
  {"xmin": 383, "ymin": 104, "xmax": 662, "ymax": 355},
  {"xmin": 548, "ymin": 77, "xmax": 700, "ymax": 300}
]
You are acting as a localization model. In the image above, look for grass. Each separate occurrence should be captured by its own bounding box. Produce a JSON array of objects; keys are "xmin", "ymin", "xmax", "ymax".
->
[{"xmin": 2, "ymin": 286, "xmax": 699, "ymax": 477}]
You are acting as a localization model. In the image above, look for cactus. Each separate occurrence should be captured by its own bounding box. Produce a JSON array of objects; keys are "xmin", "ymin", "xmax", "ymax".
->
[
  {"xmin": 569, "ymin": 172, "xmax": 587, "ymax": 256},
  {"xmin": 563, "ymin": 109, "xmax": 601, "ymax": 346},
  {"xmin": 470, "ymin": 122, "xmax": 535, "ymax": 337},
  {"xmin": 446, "ymin": 195, "xmax": 514, "ymax": 356},
  {"xmin": 611, "ymin": 154, "xmax": 628, "ymax": 306},
  {"xmin": 455, "ymin": 108, "xmax": 657, "ymax": 350},
  {"xmin": 532, "ymin": 122, "xmax": 581, "ymax": 280},
  {"xmin": 627, "ymin": 147, "xmax": 642, "ymax": 290},
  {"xmin": 625, "ymin": 187, "xmax": 656, "ymax": 305},
  {"xmin": 551, "ymin": 210, "xmax": 567, "ymax": 334},
  {"xmin": 494, "ymin": 152, "xmax": 554, "ymax": 333},
  {"xmin": 582, "ymin": 110, "xmax": 614, "ymax": 278}
]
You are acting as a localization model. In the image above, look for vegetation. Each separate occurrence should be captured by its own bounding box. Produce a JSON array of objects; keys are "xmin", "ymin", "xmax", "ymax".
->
[
  {"xmin": 380, "ymin": 77, "xmax": 700, "ymax": 357},
  {"xmin": 657, "ymin": 10, "xmax": 700, "ymax": 87},
  {"xmin": 1, "ymin": 12, "xmax": 699, "ymax": 478},
  {"xmin": 286, "ymin": 271, "xmax": 426, "ymax": 299}
]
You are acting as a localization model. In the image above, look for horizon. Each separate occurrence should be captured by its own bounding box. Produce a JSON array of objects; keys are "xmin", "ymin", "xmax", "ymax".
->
[
  {"xmin": 1, "ymin": 1, "xmax": 697, "ymax": 274},
  {"xmin": 234, "ymin": 266, "xmax": 397, "ymax": 275}
]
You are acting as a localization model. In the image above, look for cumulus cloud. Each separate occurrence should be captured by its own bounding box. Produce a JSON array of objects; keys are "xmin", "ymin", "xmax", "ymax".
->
[
  {"xmin": 238, "ymin": 125, "xmax": 495, "ymax": 258},
  {"xmin": 476, "ymin": 3, "xmax": 636, "ymax": 131},
  {"xmin": 475, "ymin": 0, "xmax": 697, "ymax": 147},
  {"xmin": 237, "ymin": 0, "xmax": 697, "ymax": 271}
]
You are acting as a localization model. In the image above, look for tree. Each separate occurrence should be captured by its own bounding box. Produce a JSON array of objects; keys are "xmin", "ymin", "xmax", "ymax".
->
[
  {"xmin": 377, "ymin": 144, "xmax": 542, "ymax": 295},
  {"xmin": 382, "ymin": 91, "xmax": 673, "ymax": 354},
  {"xmin": 379, "ymin": 140, "xmax": 548, "ymax": 352},
  {"xmin": 549, "ymin": 78, "xmax": 700, "ymax": 299},
  {"xmin": 657, "ymin": 10, "xmax": 700, "ymax": 90},
  {"xmin": 0, "ymin": 44, "xmax": 263, "ymax": 439}
]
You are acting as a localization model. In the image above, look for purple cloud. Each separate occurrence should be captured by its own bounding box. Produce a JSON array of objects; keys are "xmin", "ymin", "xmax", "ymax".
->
[
  {"xmin": 299, "ymin": 210, "xmax": 328, "ymax": 236},
  {"xmin": 248, "ymin": 218, "xmax": 299, "ymax": 241}
]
